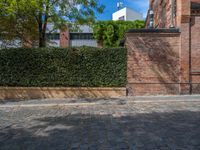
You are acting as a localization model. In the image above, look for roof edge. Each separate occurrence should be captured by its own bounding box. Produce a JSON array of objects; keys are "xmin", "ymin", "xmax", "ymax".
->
[{"xmin": 127, "ymin": 28, "xmax": 180, "ymax": 33}]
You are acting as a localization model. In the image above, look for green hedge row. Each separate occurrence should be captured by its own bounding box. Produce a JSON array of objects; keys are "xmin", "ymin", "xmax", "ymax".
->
[{"xmin": 0, "ymin": 47, "xmax": 127, "ymax": 87}]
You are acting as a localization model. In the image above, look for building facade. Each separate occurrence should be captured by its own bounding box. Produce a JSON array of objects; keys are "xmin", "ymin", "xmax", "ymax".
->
[
  {"xmin": 126, "ymin": 0, "xmax": 200, "ymax": 95},
  {"xmin": 0, "ymin": 25, "xmax": 97, "ymax": 48},
  {"xmin": 146, "ymin": 0, "xmax": 200, "ymax": 28},
  {"xmin": 47, "ymin": 25, "xmax": 97, "ymax": 48},
  {"xmin": 112, "ymin": 7, "xmax": 143, "ymax": 21}
]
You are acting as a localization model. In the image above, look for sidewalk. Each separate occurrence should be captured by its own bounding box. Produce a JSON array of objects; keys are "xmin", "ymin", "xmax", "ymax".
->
[{"xmin": 0, "ymin": 95, "xmax": 200, "ymax": 108}]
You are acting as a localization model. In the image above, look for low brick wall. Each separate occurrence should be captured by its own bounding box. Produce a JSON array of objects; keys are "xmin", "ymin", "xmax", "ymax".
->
[
  {"xmin": 126, "ymin": 29, "xmax": 181, "ymax": 96},
  {"xmin": 0, "ymin": 87, "xmax": 126, "ymax": 100}
]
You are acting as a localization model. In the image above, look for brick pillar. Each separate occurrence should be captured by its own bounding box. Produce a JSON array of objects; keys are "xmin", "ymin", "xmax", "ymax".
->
[
  {"xmin": 97, "ymin": 41, "xmax": 103, "ymax": 48},
  {"xmin": 22, "ymin": 36, "xmax": 33, "ymax": 48},
  {"xmin": 178, "ymin": 0, "xmax": 191, "ymax": 94},
  {"xmin": 60, "ymin": 26, "xmax": 70, "ymax": 48}
]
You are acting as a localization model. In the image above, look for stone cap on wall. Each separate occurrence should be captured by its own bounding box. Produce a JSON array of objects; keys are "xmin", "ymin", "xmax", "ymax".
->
[{"xmin": 127, "ymin": 28, "xmax": 180, "ymax": 33}]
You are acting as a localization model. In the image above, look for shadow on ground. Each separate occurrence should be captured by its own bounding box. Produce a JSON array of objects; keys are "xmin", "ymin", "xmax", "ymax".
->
[{"xmin": 0, "ymin": 110, "xmax": 200, "ymax": 150}]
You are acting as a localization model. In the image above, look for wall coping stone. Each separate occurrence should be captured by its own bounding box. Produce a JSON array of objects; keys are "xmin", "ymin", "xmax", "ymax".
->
[
  {"xmin": 0, "ymin": 87, "xmax": 125, "ymax": 91},
  {"xmin": 0, "ymin": 87, "xmax": 126, "ymax": 100}
]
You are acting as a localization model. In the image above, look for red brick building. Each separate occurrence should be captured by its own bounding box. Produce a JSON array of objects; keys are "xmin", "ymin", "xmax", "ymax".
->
[
  {"xmin": 126, "ymin": 0, "xmax": 200, "ymax": 95},
  {"xmin": 147, "ymin": 0, "xmax": 200, "ymax": 28}
]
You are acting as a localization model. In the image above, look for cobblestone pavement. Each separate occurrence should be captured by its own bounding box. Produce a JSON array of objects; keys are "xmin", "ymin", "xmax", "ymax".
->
[{"xmin": 0, "ymin": 97, "xmax": 200, "ymax": 150}]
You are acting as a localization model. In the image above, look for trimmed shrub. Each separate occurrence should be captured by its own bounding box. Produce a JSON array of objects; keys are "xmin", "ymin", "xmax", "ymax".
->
[{"xmin": 0, "ymin": 47, "xmax": 127, "ymax": 87}]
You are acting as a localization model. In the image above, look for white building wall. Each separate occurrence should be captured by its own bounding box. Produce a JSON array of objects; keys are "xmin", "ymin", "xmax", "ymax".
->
[
  {"xmin": 112, "ymin": 7, "xmax": 143, "ymax": 21},
  {"xmin": 112, "ymin": 8, "xmax": 127, "ymax": 21},
  {"xmin": 70, "ymin": 40, "xmax": 97, "ymax": 47},
  {"xmin": 0, "ymin": 40, "xmax": 22, "ymax": 49},
  {"xmin": 78, "ymin": 25, "xmax": 93, "ymax": 33}
]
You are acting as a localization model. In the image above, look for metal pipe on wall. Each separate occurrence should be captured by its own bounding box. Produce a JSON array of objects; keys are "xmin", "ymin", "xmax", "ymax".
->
[{"xmin": 149, "ymin": 10, "xmax": 154, "ymax": 28}]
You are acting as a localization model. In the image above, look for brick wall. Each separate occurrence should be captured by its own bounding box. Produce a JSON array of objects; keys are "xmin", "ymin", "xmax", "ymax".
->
[
  {"xmin": 127, "ymin": 0, "xmax": 200, "ymax": 95},
  {"xmin": 191, "ymin": 16, "xmax": 200, "ymax": 93},
  {"xmin": 149, "ymin": 0, "xmax": 174, "ymax": 28},
  {"xmin": 126, "ymin": 29, "xmax": 181, "ymax": 95},
  {"xmin": 148, "ymin": 0, "xmax": 195, "ymax": 28},
  {"xmin": 60, "ymin": 27, "xmax": 70, "ymax": 48},
  {"xmin": 191, "ymin": 16, "xmax": 200, "ymax": 71}
]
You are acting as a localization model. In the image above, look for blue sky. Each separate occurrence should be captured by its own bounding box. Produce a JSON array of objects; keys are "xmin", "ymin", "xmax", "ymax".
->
[{"xmin": 95, "ymin": 0, "xmax": 149, "ymax": 20}]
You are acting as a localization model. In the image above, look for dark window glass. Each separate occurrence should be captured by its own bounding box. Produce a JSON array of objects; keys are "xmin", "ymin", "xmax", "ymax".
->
[
  {"xmin": 70, "ymin": 33, "xmax": 94, "ymax": 40},
  {"xmin": 119, "ymin": 16, "xmax": 125, "ymax": 20},
  {"xmin": 46, "ymin": 33, "xmax": 60, "ymax": 40}
]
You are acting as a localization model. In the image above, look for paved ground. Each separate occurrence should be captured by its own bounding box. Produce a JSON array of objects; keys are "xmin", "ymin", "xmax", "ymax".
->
[{"xmin": 0, "ymin": 96, "xmax": 200, "ymax": 150}]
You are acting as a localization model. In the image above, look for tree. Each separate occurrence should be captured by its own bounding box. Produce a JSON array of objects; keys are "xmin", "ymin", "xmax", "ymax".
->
[
  {"xmin": 0, "ymin": 0, "xmax": 104, "ymax": 47},
  {"xmin": 0, "ymin": 1, "xmax": 38, "ymax": 48},
  {"xmin": 93, "ymin": 20, "xmax": 145, "ymax": 47}
]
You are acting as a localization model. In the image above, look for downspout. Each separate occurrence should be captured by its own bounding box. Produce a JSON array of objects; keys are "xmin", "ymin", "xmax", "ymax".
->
[
  {"xmin": 170, "ymin": 0, "xmax": 175, "ymax": 28},
  {"xmin": 149, "ymin": 10, "xmax": 154, "ymax": 28},
  {"xmin": 189, "ymin": 17, "xmax": 192, "ymax": 94}
]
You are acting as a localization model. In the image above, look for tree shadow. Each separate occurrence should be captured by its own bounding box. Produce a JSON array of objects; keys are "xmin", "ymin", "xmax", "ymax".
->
[
  {"xmin": 192, "ymin": 83, "xmax": 200, "ymax": 94},
  {"xmin": 0, "ymin": 87, "xmax": 126, "ymax": 102},
  {"xmin": 127, "ymin": 35, "xmax": 180, "ymax": 95},
  {"xmin": 1, "ymin": 110, "xmax": 200, "ymax": 149}
]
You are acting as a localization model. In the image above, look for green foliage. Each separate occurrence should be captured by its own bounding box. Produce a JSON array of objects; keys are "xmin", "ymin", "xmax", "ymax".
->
[
  {"xmin": 0, "ymin": 0, "xmax": 38, "ymax": 47},
  {"xmin": 93, "ymin": 20, "xmax": 145, "ymax": 47},
  {"xmin": 0, "ymin": 0, "xmax": 105, "ymax": 47},
  {"xmin": 0, "ymin": 47, "xmax": 127, "ymax": 87}
]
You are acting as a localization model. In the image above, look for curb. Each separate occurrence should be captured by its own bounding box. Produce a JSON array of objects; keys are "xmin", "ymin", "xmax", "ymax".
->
[
  {"xmin": 0, "ymin": 99, "xmax": 200, "ymax": 108},
  {"xmin": 0, "ymin": 102, "xmax": 99, "ymax": 108}
]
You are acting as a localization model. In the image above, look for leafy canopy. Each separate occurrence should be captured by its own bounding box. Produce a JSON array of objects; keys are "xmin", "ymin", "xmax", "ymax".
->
[
  {"xmin": 0, "ymin": 0, "xmax": 38, "ymax": 47},
  {"xmin": 0, "ymin": 0, "xmax": 105, "ymax": 47},
  {"xmin": 93, "ymin": 20, "xmax": 145, "ymax": 47}
]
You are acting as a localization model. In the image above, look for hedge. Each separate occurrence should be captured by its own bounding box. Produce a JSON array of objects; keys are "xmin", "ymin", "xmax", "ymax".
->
[{"xmin": 0, "ymin": 47, "xmax": 127, "ymax": 87}]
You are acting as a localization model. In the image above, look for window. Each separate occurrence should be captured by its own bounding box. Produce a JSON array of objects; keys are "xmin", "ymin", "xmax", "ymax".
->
[
  {"xmin": 70, "ymin": 33, "xmax": 94, "ymax": 40},
  {"xmin": 118, "ymin": 16, "xmax": 125, "ymax": 20},
  {"xmin": 46, "ymin": 33, "xmax": 60, "ymax": 40}
]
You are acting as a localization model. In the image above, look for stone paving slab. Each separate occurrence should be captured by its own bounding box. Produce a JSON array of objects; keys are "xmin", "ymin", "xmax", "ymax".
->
[{"xmin": 0, "ymin": 97, "xmax": 200, "ymax": 150}]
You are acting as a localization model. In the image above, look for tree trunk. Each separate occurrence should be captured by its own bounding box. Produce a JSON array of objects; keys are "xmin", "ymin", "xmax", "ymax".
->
[
  {"xmin": 41, "ymin": 15, "xmax": 48, "ymax": 48},
  {"xmin": 39, "ymin": 27, "xmax": 46, "ymax": 47},
  {"xmin": 38, "ymin": 13, "xmax": 45, "ymax": 47},
  {"xmin": 38, "ymin": 4, "xmax": 49, "ymax": 48},
  {"xmin": 39, "ymin": 29, "xmax": 46, "ymax": 48},
  {"xmin": 38, "ymin": 24, "xmax": 47, "ymax": 47}
]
